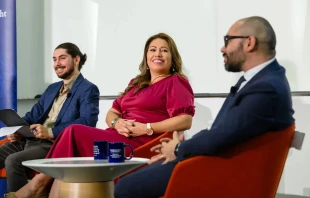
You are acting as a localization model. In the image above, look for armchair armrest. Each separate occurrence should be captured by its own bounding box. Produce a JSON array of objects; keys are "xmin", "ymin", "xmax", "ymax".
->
[
  {"xmin": 134, "ymin": 132, "xmax": 172, "ymax": 158},
  {"xmin": 0, "ymin": 137, "xmax": 9, "ymax": 146},
  {"xmin": 164, "ymin": 156, "xmax": 230, "ymax": 198},
  {"xmin": 115, "ymin": 132, "xmax": 172, "ymax": 184}
]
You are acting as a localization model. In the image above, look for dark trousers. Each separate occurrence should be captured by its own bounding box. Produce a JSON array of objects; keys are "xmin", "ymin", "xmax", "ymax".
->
[
  {"xmin": 0, "ymin": 138, "xmax": 53, "ymax": 192},
  {"xmin": 114, "ymin": 160, "xmax": 178, "ymax": 198}
]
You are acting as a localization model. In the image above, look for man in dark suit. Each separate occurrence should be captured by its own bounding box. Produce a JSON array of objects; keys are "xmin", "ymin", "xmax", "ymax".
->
[
  {"xmin": 114, "ymin": 16, "xmax": 295, "ymax": 198},
  {"xmin": 0, "ymin": 42, "xmax": 100, "ymax": 192}
]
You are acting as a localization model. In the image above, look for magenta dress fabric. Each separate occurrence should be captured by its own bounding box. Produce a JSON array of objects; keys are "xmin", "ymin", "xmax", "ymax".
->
[{"xmin": 46, "ymin": 75, "xmax": 195, "ymax": 158}]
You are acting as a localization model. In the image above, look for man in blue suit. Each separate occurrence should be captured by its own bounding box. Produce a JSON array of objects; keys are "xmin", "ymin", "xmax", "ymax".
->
[
  {"xmin": 114, "ymin": 16, "xmax": 295, "ymax": 198},
  {"xmin": 0, "ymin": 42, "xmax": 99, "ymax": 192}
]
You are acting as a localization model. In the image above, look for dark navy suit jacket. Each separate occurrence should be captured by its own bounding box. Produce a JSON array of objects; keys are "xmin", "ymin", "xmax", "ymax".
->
[
  {"xmin": 177, "ymin": 60, "xmax": 295, "ymax": 160},
  {"xmin": 23, "ymin": 74, "xmax": 100, "ymax": 138}
]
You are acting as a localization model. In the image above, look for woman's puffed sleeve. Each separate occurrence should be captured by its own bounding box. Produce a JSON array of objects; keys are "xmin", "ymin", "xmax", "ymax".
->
[
  {"xmin": 112, "ymin": 96, "xmax": 123, "ymax": 113},
  {"xmin": 112, "ymin": 79, "xmax": 134, "ymax": 113},
  {"xmin": 166, "ymin": 75, "xmax": 195, "ymax": 117}
]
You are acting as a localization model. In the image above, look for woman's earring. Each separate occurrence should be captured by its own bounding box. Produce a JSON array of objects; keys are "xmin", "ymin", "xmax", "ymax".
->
[
  {"xmin": 147, "ymin": 66, "xmax": 149, "ymax": 70},
  {"xmin": 172, "ymin": 66, "xmax": 175, "ymax": 72}
]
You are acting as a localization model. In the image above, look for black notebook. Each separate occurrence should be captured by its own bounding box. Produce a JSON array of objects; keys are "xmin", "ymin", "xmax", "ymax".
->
[{"xmin": 0, "ymin": 109, "xmax": 34, "ymax": 137}]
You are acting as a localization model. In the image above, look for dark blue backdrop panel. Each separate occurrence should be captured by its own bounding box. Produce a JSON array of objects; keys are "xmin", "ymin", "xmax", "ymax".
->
[
  {"xmin": 0, "ymin": 0, "xmax": 17, "ymax": 112},
  {"xmin": 0, "ymin": 0, "xmax": 17, "ymax": 194}
]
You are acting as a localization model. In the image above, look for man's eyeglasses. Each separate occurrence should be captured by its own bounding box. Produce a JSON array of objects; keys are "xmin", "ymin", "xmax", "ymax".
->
[{"xmin": 224, "ymin": 35, "xmax": 249, "ymax": 47}]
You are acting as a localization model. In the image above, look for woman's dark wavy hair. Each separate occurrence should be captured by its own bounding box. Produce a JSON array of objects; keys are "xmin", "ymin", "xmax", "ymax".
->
[{"xmin": 121, "ymin": 33, "xmax": 186, "ymax": 96}]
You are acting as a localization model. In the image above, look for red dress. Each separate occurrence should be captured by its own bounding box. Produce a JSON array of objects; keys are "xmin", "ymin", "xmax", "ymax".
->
[{"xmin": 46, "ymin": 75, "xmax": 195, "ymax": 158}]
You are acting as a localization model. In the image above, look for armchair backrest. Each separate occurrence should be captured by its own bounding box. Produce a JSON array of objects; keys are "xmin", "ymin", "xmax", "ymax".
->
[{"xmin": 163, "ymin": 124, "xmax": 295, "ymax": 198}]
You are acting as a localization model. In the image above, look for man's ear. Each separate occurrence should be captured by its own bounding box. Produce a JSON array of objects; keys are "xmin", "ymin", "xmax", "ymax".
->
[
  {"xmin": 245, "ymin": 36, "xmax": 257, "ymax": 52},
  {"xmin": 75, "ymin": 56, "xmax": 81, "ymax": 67}
]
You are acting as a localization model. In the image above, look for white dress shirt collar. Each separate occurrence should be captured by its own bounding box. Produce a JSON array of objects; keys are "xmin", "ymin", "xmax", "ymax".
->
[
  {"xmin": 238, "ymin": 57, "xmax": 276, "ymax": 92},
  {"xmin": 244, "ymin": 57, "xmax": 276, "ymax": 82}
]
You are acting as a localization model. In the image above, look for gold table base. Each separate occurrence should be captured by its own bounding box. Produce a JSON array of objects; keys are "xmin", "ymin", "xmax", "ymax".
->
[{"xmin": 59, "ymin": 181, "xmax": 114, "ymax": 198}]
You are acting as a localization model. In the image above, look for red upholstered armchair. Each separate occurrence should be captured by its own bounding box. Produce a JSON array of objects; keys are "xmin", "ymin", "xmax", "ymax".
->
[
  {"xmin": 0, "ymin": 137, "xmax": 9, "ymax": 178},
  {"xmin": 161, "ymin": 124, "xmax": 295, "ymax": 198}
]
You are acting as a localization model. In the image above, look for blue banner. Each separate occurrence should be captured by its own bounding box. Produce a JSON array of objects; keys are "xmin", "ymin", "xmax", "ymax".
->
[
  {"xmin": 0, "ymin": 0, "xmax": 16, "ymax": 193},
  {"xmin": 0, "ymin": 1, "xmax": 17, "ymax": 114}
]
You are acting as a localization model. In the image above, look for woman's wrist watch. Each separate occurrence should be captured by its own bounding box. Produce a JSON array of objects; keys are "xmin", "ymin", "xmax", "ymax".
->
[
  {"xmin": 111, "ymin": 117, "xmax": 120, "ymax": 128},
  {"xmin": 146, "ymin": 123, "xmax": 154, "ymax": 136}
]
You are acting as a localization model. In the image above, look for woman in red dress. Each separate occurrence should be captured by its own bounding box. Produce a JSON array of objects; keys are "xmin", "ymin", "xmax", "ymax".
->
[{"xmin": 8, "ymin": 33, "xmax": 195, "ymax": 198}]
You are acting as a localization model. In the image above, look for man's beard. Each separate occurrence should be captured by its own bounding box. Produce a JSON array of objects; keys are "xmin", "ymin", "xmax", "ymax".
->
[
  {"xmin": 224, "ymin": 44, "xmax": 245, "ymax": 72},
  {"xmin": 57, "ymin": 62, "xmax": 75, "ymax": 79}
]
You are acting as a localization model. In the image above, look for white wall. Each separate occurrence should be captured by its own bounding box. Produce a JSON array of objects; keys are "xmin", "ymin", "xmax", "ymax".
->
[
  {"xmin": 15, "ymin": 0, "xmax": 310, "ymax": 197},
  {"xmin": 16, "ymin": 0, "xmax": 45, "ymax": 99},
  {"xmin": 17, "ymin": 96, "xmax": 310, "ymax": 197},
  {"xmin": 16, "ymin": 0, "xmax": 310, "ymax": 98}
]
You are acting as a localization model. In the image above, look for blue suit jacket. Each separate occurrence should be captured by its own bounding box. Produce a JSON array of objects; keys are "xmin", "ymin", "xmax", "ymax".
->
[
  {"xmin": 23, "ymin": 74, "xmax": 100, "ymax": 138},
  {"xmin": 177, "ymin": 60, "xmax": 295, "ymax": 160}
]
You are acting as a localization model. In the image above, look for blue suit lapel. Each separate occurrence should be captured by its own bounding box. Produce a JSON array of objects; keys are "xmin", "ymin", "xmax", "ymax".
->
[
  {"xmin": 211, "ymin": 95, "xmax": 234, "ymax": 129},
  {"xmin": 211, "ymin": 59, "xmax": 280, "ymax": 129},
  {"xmin": 55, "ymin": 74, "xmax": 84, "ymax": 125},
  {"xmin": 35, "ymin": 82, "xmax": 63, "ymax": 124},
  {"xmin": 236, "ymin": 59, "xmax": 280, "ymax": 96}
]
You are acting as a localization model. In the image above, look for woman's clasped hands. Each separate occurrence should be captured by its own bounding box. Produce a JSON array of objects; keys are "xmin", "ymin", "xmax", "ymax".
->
[{"xmin": 114, "ymin": 118, "xmax": 147, "ymax": 137}]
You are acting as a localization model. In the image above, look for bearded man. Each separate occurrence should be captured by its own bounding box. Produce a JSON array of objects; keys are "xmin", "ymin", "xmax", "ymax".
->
[{"xmin": 0, "ymin": 42, "xmax": 99, "ymax": 192}]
